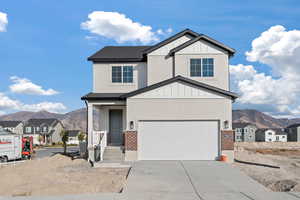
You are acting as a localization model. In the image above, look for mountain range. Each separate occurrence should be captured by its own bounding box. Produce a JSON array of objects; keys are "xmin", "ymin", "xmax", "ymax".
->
[{"xmin": 0, "ymin": 108, "xmax": 299, "ymax": 131}]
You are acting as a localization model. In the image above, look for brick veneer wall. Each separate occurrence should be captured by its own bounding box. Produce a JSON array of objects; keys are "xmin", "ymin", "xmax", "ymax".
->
[
  {"xmin": 221, "ymin": 130, "xmax": 234, "ymax": 150},
  {"xmin": 124, "ymin": 131, "xmax": 137, "ymax": 151}
]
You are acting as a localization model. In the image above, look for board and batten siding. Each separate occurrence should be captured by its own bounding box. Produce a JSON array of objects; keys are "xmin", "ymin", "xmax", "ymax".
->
[
  {"xmin": 93, "ymin": 62, "xmax": 147, "ymax": 93},
  {"xmin": 126, "ymin": 81, "xmax": 232, "ymax": 130},
  {"xmin": 147, "ymin": 35, "xmax": 193, "ymax": 85},
  {"xmin": 175, "ymin": 40, "xmax": 229, "ymax": 90}
]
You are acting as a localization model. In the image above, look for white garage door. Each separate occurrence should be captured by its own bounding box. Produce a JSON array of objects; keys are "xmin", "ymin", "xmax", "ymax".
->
[{"xmin": 138, "ymin": 120, "xmax": 219, "ymax": 160}]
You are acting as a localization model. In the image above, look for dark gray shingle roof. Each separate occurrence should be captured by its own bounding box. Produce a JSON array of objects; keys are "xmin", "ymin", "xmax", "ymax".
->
[
  {"xmin": 81, "ymin": 93, "xmax": 125, "ymax": 101},
  {"xmin": 0, "ymin": 121, "xmax": 22, "ymax": 128},
  {"xmin": 88, "ymin": 46, "xmax": 151, "ymax": 62},
  {"xmin": 66, "ymin": 130, "xmax": 82, "ymax": 137},
  {"xmin": 233, "ymin": 122, "xmax": 255, "ymax": 129},
  {"xmin": 26, "ymin": 118, "xmax": 59, "ymax": 127}
]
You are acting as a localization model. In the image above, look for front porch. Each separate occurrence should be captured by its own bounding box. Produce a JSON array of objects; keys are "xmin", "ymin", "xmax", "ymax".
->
[{"xmin": 86, "ymin": 100, "xmax": 128, "ymax": 162}]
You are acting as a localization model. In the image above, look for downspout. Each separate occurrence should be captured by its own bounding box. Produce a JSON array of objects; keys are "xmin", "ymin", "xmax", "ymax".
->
[{"xmin": 172, "ymin": 55, "xmax": 175, "ymax": 77}]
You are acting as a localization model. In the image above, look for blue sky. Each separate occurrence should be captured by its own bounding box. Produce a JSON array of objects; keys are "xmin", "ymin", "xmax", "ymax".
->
[{"xmin": 1, "ymin": 0, "xmax": 300, "ymax": 117}]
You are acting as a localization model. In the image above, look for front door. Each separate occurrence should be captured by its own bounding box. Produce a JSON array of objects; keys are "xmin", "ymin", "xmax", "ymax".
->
[{"xmin": 109, "ymin": 109, "xmax": 123, "ymax": 145}]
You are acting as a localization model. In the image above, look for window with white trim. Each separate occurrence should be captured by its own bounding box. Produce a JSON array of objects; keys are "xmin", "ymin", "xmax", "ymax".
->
[
  {"xmin": 190, "ymin": 58, "xmax": 214, "ymax": 77},
  {"xmin": 112, "ymin": 66, "xmax": 133, "ymax": 83},
  {"xmin": 25, "ymin": 127, "xmax": 31, "ymax": 133}
]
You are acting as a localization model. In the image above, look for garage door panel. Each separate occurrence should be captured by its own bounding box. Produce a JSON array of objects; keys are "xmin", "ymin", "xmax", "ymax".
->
[{"xmin": 138, "ymin": 121, "xmax": 219, "ymax": 160}]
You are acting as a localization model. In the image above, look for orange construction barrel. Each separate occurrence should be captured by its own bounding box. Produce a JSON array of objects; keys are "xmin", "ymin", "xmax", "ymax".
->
[{"xmin": 220, "ymin": 155, "xmax": 228, "ymax": 162}]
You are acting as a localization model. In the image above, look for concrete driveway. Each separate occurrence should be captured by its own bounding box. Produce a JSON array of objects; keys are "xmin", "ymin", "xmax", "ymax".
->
[{"xmin": 122, "ymin": 161, "xmax": 300, "ymax": 200}]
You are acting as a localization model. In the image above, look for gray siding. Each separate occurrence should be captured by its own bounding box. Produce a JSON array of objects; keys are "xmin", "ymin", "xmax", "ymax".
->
[
  {"xmin": 127, "ymin": 98, "xmax": 232, "ymax": 131},
  {"xmin": 93, "ymin": 62, "xmax": 147, "ymax": 93}
]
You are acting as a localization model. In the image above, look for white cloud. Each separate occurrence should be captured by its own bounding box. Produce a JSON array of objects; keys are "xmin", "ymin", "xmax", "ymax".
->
[
  {"xmin": 0, "ymin": 92, "xmax": 66, "ymax": 113},
  {"xmin": 0, "ymin": 12, "xmax": 8, "ymax": 32},
  {"xmin": 81, "ymin": 11, "xmax": 170, "ymax": 44},
  {"xmin": 231, "ymin": 25, "xmax": 300, "ymax": 117},
  {"xmin": 10, "ymin": 76, "xmax": 59, "ymax": 96}
]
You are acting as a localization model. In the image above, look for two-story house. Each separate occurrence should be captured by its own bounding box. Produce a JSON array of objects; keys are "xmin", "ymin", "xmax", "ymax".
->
[
  {"xmin": 81, "ymin": 29, "xmax": 238, "ymax": 162},
  {"xmin": 233, "ymin": 123, "xmax": 257, "ymax": 142},
  {"xmin": 23, "ymin": 118, "xmax": 64, "ymax": 145},
  {"xmin": 256, "ymin": 129, "xmax": 288, "ymax": 142},
  {"xmin": 286, "ymin": 124, "xmax": 300, "ymax": 142},
  {"xmin": 0, "ymin": 121, "xmax": 23, "ymax": 135}
]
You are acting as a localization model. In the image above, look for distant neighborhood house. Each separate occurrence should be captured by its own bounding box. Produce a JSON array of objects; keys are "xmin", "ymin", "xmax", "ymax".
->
[
  {"xmin": 256, "ymin": 129, "xmax": 287, "ymax": 142},
  {"xmin": 0, "ymin": 121, "xmax": 23, "ymax": 135},
  {"xmin": 233, "ymin": 123, "xmax": 257, "ymax": 142},
  {"xmin": 286, "ymin": 124, "xmax": 300, "ymax": 142},
  {"xmin": 65, "ymin": 130, "xmax": 85, "ymax": 145},
  {"xmin": 23, "ymin": 118, "xmax": 64, "ymax": 145}
]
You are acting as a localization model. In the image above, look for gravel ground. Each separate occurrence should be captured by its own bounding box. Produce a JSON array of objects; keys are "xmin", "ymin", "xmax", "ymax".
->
[
  {"xmin": 0, "ymin": 154, "xmax": 129, "ymax": 197},
  {"xmin": 233, "ymin": 149, "xmax": 300, "ymax": 192}
]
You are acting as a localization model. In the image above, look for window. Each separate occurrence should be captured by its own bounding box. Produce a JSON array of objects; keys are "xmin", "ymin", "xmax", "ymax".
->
[
  {"xmin": 123, "ymin": 66, "xmax": 133, "ymax": 83},
  {"xmin": 112, "ymin": 66, "xmax": 122, "ymax": 83},
  {"xmin": 202, "ymin": 58, "xmax": 214, "ymax": 77},
  {"xmin": 276, "ymin": 136, "xmax": 279, "ymax": 141},
  {"xmin": 190, "ymin": 59, "xmax": 201, "ymax": 77},
  {"xmin": 36, "ymin": 127, "xmax": 40, "ymax": 132},
  {"xmin": 190, "ymin": 58, "xmax": 214, "ymax": 77},
  {"xmin": 112, "ymin": 66, "xmax": 133, "ymax": 83},
  {"xmin": 25, "ymin": 127, "xmax": 31, "ymax": 133},
  {"xmin": 43, "ymin": 126, "xmax": 47, "ymax": 132}
]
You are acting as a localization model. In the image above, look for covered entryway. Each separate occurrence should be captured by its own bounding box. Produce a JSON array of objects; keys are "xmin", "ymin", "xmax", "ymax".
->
[
  {"xmin": 109, "ymin": 109, "xmax": 123, "ymax": 145},
  {"xmin": 138, "ymin": 120, "xmax": 219, "ymax": 160}
]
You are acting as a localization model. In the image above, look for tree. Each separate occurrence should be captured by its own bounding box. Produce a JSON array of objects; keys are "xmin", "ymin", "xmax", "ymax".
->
[
  {"xmin": 60, "ymin": 129, "xmax": 68, "ymax": 154},
  {"xmin": 77, "ymin": 132, "xmax": 85, "ymax": 143}
]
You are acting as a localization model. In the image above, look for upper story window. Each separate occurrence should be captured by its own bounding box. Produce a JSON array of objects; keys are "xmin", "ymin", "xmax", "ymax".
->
[
  {"xmin": 190, "ymin": 58, "xmax": 214, "ymax": 77},
  {"xmin": 112, "ymin": 66, "xmax": 133, "ymax": 83},
  {"xmin": 190, "ymin": 59, "xmax": 201, "ymax": 77}
]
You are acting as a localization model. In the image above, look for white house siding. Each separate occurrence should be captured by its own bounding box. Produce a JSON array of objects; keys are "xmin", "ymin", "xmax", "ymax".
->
[
  {"xmin": 51, "ymin": 123, "xmax": 64, "ymax": 144},
  {"xmin": 127, "ymin": 89, "xmax": 232, "ymax": 130},
  {"xmin": 147, "ymin": 35, "xmax": 193, "ymax": 85},
  {"xmin": 175, "ymin": 53, "xmax": 229, "ymax": 90},
  {"xmin": 14, "ymin": 123, "xmax": 24, "ymax": 135},
  {"xmin": 93, "ymin": 62, "xmax": 147, "ymax": 93}
]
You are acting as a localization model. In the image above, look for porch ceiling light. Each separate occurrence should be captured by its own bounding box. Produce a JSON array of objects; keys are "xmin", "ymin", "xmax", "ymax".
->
[{"xmin": 130, "ymin": 121, "xmax": 134, "ymax": 130}]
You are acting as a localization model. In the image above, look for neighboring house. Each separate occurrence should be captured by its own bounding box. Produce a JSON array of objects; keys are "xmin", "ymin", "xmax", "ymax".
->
[
  {"xmin": 81, "ymin": 29, "xmax": 238, "ymax": 162},
  {"xmin": 256, "ymin": 129, "xmax": 288, "ymax": 142},
  {"xmin": 285, "ymin": 124, "xmax": 300, "ymax": 142},
  {"xmin": 0, "ymin": 121, "xmax": 23, "ymax": 135},
  {"xmin": 23, "ymin": 118, "xmax": 64, "ymax": 145},
  {"xmin": 66, "ymin": 130, "xmax": 84, "ymax": 145},
  {"xmin": 233, "ymin": 123, "xmax": 257, "ymax": 142}
]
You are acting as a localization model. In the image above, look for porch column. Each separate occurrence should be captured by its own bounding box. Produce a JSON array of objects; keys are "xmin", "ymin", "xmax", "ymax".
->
[{"xmin": 87, "ymin": 103, "xmax": 95, "ymax": 162}]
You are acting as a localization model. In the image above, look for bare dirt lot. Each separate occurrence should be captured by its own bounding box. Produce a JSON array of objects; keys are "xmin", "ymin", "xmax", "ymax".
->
[
  {"xmin": 233, "ymin": 148, "xmax": 300, "ymax": 192},
  {"xmin": 0, "ymin": 154, "xmax": 129, "ymax": 197}
]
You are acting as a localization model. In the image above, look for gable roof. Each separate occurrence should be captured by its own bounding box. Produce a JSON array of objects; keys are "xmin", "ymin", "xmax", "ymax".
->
[
  {"xmin": 0, "ymin": 121, "xmax": 22, "ymax": 128},
  {"xmin": 121, "ymin": 75, "xmax": 238, "ymax": 100},
  {"xmin": 233, "ymin": 122, "xmax": 256, "ymax": 129},
  {"xmin": 286, "ymin": 123, "xmax": 300, "ymax": 128},
  {"xmin": 26, "ymin": 118, "xmax": 60, "ymax": 127},
  {"xmin": 141, "ymin": 29, "xmax": 199, "ymax": 54},
  {"xmin": 87, "ymin": 29, "xmax": 236, "ymax": 62},
  {"xmin": 66, "ymin": 130, "xmax": 82, "ymax": 137},
  {"xmin": 168, "ymin": 35, "xmax": 235, "ymax": 56},
  {"xmin": 88, "ymin": 46, "xmax": 151, "ymax": 62}
]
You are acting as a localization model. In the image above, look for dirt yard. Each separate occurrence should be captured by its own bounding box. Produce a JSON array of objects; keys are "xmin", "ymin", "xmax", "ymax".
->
[
  {"xmin": 0, "ymin": 154, "xmax": 130, "ymax": 197},
  {"xmin": 233, "ymin": 148, "xmax": 300, "ymax": 192}
]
